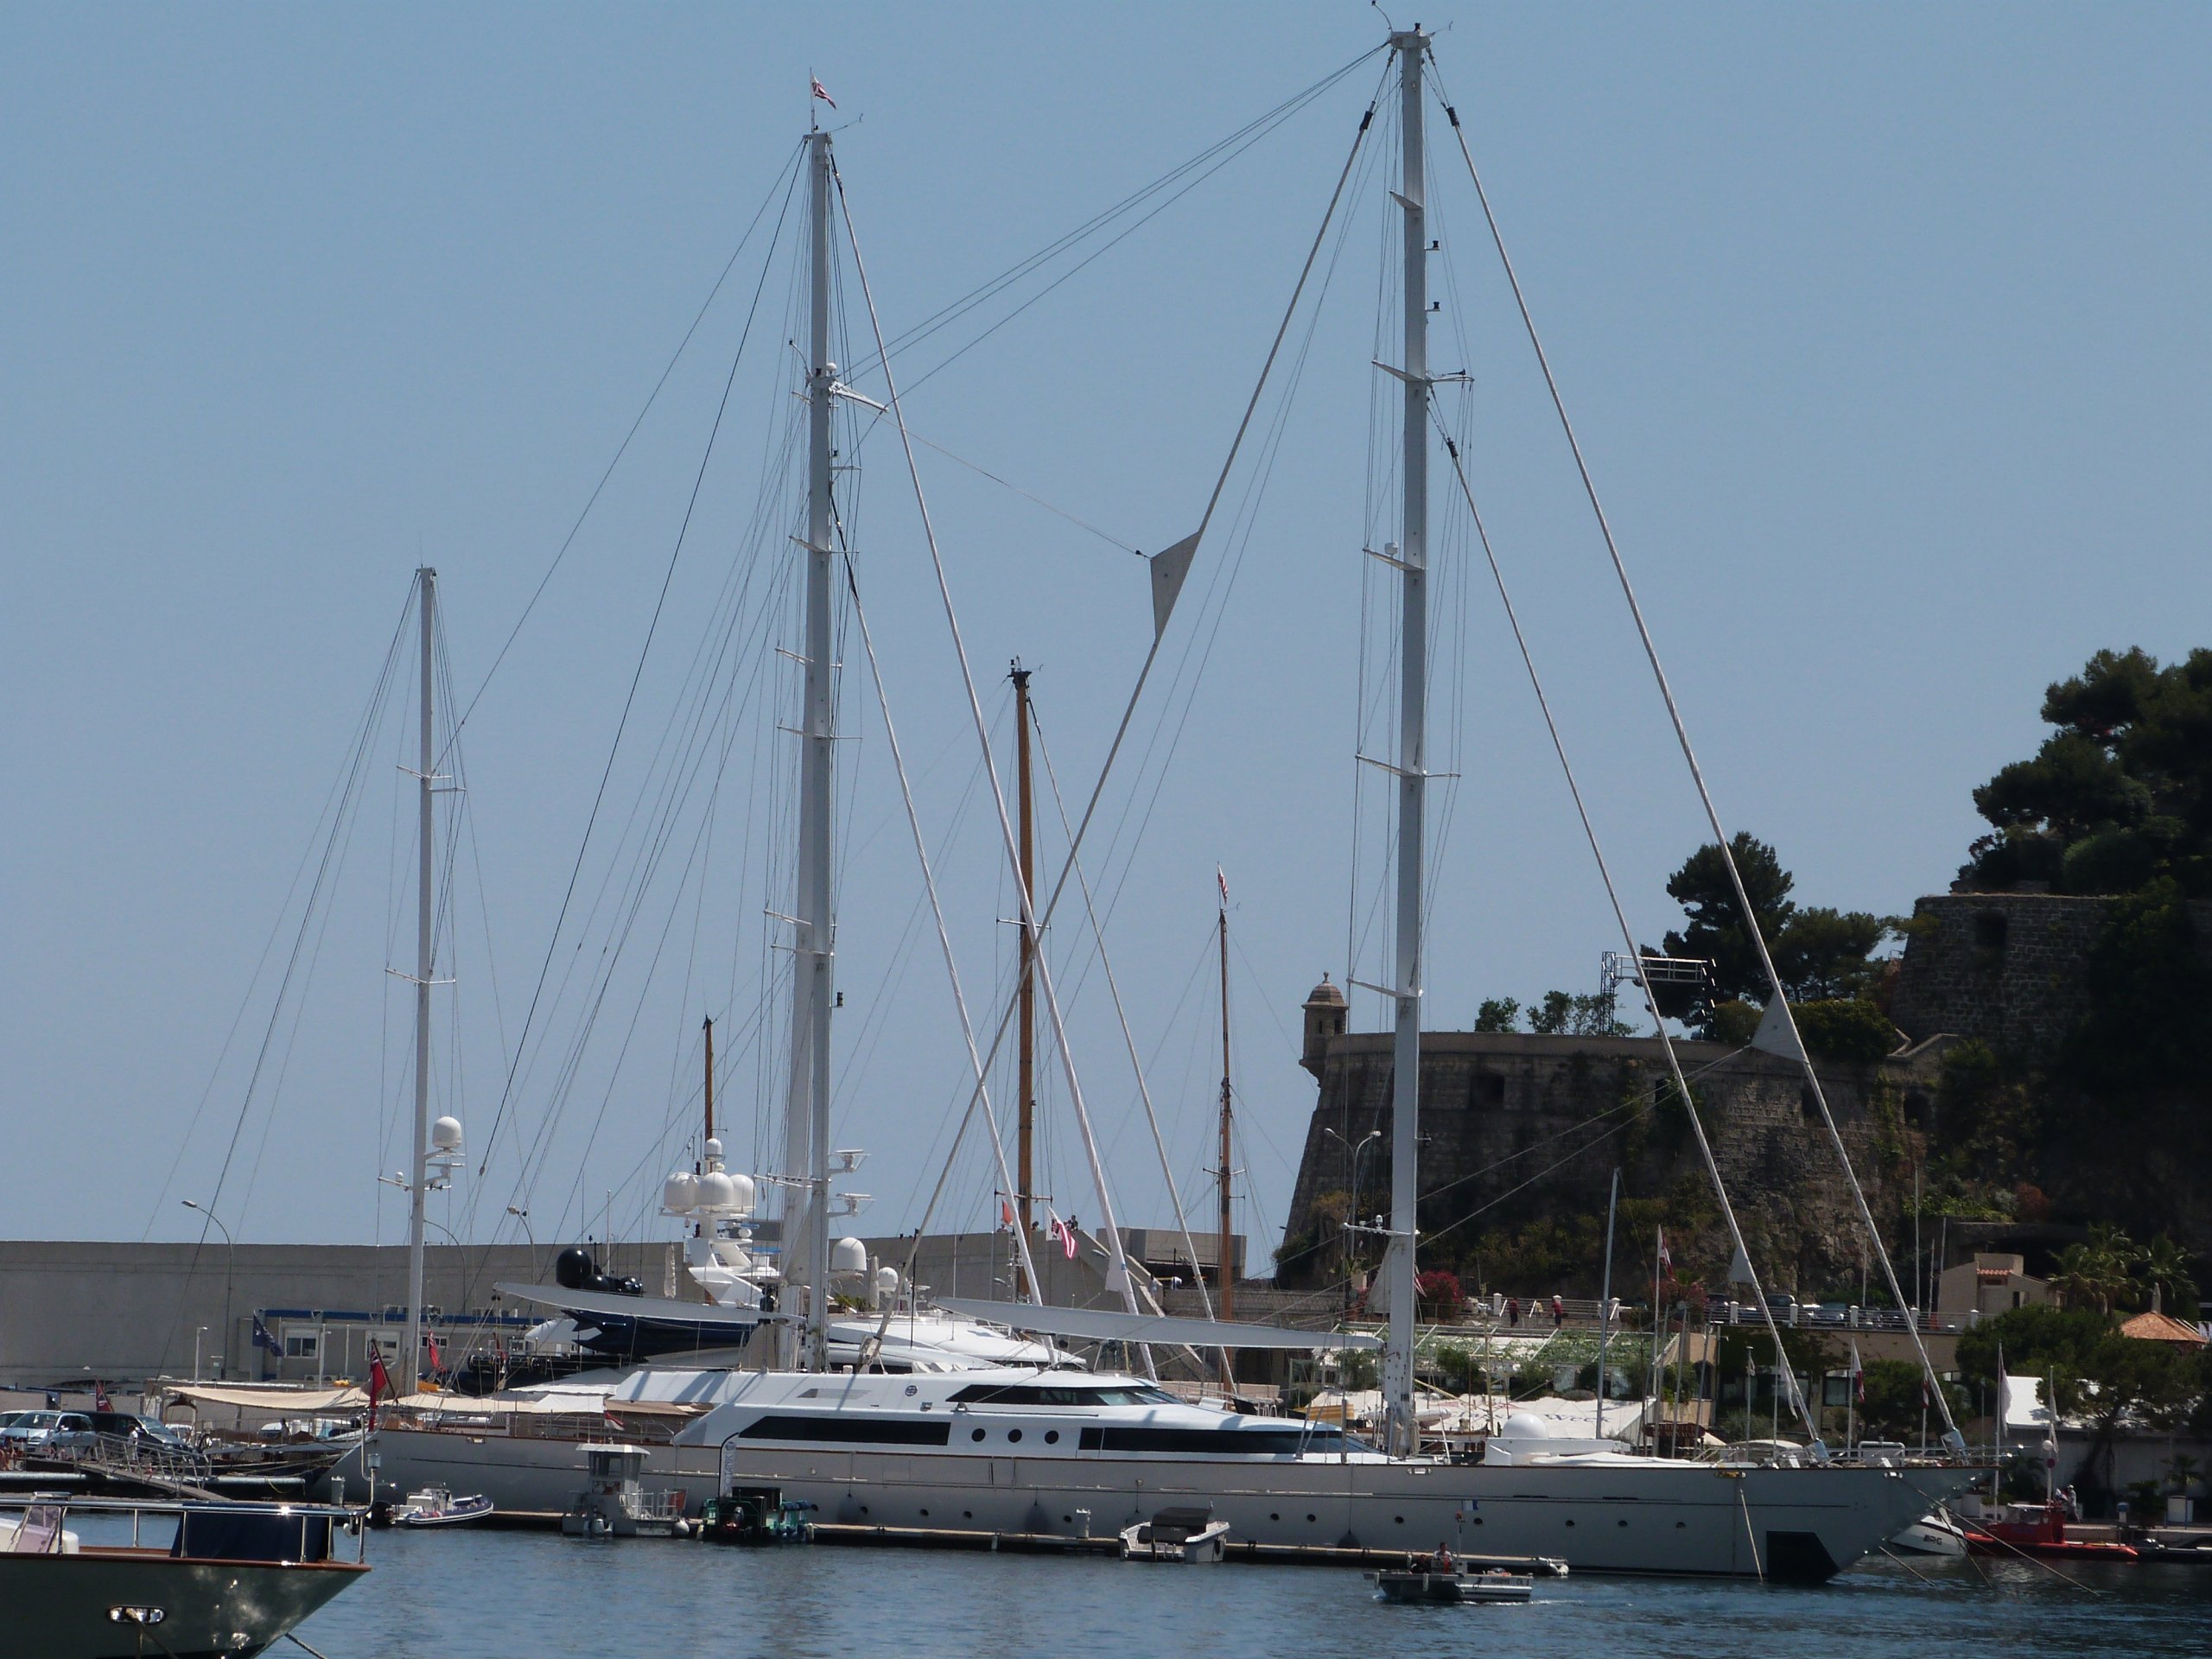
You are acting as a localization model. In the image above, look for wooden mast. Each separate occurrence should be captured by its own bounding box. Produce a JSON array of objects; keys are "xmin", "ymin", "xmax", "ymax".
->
[{"xmin": 1012, "ymin": 662, "xmax": 1037, "ymax": 1297}]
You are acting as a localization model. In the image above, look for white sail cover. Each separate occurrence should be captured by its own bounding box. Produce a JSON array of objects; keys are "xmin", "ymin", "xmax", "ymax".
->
[{"xmin": 934, "ymin": 1297, "xmax": 1378, "ymax": 1351}]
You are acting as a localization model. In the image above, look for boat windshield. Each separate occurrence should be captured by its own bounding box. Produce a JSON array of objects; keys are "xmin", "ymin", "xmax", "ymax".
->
[{"xmin": 947, "ymin": 1383, "xmax": 1179, "ymax": 1408}]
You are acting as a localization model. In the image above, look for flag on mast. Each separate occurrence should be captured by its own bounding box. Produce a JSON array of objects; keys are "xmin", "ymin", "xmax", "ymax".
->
[
  {"xmin": 1217, "ymin": 866, "xmax": 1230, "ymax": 907},
  {"xmin": 1849, "ymin": 1338, "xmax": 1865, "ymax": 1405},
  {"xmin": 810, "ymin": 76, "xmax": 836, "ymax": 109},
  {"xmin": 1048, "ymin": 1210, "xmax": 1078, "ymax": 1260}
]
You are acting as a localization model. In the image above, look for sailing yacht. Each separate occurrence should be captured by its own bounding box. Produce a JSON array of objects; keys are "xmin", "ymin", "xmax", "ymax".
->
[{"xmin": 378, "ymin": 37, "xmax": 1974, "ymax": 1579}]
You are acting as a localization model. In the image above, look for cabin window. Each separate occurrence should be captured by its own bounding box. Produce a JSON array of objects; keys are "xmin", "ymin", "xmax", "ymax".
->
[{"xmin": 736, "ymin": 1414, "xmax": 950, "ymax": 1446}]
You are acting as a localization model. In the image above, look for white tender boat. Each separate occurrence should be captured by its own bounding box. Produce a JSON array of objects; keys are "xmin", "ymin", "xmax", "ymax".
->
[{"xmin": 1119, "ymin": 1507, "xmax": 1230, "ymax": 1562}]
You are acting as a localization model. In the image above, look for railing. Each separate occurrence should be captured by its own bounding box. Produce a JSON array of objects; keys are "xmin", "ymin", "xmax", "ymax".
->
[{"xmin": 0, "ymin": 1493, "xmax": 368, "ymax": 1564}]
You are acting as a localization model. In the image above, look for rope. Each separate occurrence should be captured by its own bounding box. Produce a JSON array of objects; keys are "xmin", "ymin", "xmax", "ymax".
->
[
  {"xmin": 845, "ymin": 83, "xmax": 1389, "ymax": 1277},
  {"xmin": 1029, "ymin": 702, "xmax": 1216, "ymax": 1323},
  {"xmin": 1431, "ymin": 408, "xmax": 1819, "ymax": 1444},
  {"xmin": 472, "ymin": 156, "xmax": 803, "ymax": 1194},
  {"xmin": 841, "ymin": 557, "xmax": 1045, "ymax": 1350},
  {"xmin": 1433, "ymin": 72, "xmax": 1958, "ymax": 1446},
  {"xmin": 835, "ymin": 158, "xmax": 1146, "ymax": 1325}
]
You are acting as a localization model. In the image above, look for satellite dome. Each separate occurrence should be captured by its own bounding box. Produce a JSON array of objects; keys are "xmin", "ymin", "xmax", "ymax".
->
[
  {"xmin": 696, "ymin": 1170, "xmax": 737, "ymax": 1212},
  {"xmin": 430, "ymin": 1116, "xmax": 464, "ymax": 1152},
  {"xmin": 661, "ymin": 1170, "xmax": 699, "ymax": 1214},
  {"xmin": 1499, "ymin": 1412, "xmax": 1553, "ymax": 1440},
  {"xmin": 830, "ymin": 1236, "xmax": 868, "ymax": 1275},
  {"xmin": 874, "ymin": 1265, "xmax": 900, "ymax": 1294},
  {"xmin": 725, "ymin": 1172, "xmax": 756, "ymax": 1215},
  {"xmin": 702, "ymin": 1135, "xmax": 724, "ymax": 1166}
]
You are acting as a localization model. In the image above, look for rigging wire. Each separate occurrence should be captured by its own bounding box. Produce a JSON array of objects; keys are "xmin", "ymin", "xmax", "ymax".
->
[
  {"xmin": 472, "ymin": 158, "xmax": 803, "ymax": 1196},
  {"xmin": 435, "ymin": 143, "xmax": 806, "ymax": 770},
  {"xmin": 1028, "ymin": 699, "xmax": 1217, "ymax": 1321},
  {"xmin": 1429, "ymin": 64, "xmax": 1956, "ymax": 1444}
]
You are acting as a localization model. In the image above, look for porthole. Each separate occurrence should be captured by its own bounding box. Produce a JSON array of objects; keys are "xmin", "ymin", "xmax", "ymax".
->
[
  {"xmin": 1270, "ymin": 1512, "xmax": 1281, "ymax": 1522},
  {"xmin": 1394, "ymin": 1516, "xmax": 1405, "ymax": 1524},
  {"xmin": 1566, "ymin": 1519, "xmax": 1576, "ymax": 1528},
  {"xmin": 1044, "ymin": 1430, "xmax": 1058, "ymax": 1445},
  {"xmin": 1473, "ymin": 1517, "xmax": 1484, "ymax": 1526},
  {"xmin": 1063, "ymin": 1515, "xmax": 1073, "ymax": 1524},
  {"xmin": 1618, "ymin": 1519, "xmax": 1628, "ymax": 1528},
  {"xmin": 970, "ymin": 1427, "xmax": 986, "ymax": 1442},
  {"xmin": 919, "ymin": 1508, "xmax": 930, "ymax": 1517},
  {"xmin": 963, "ymin": 1510, "xmax": 973, "ymax": 1519},
  {"xmin": 1008, "ymin": 1429, "xmax": 1023, "ymax": 1443},
  {"xmin": 861, "ymin": 1505, "xmax": 870, "ymax": 1516},
  {"xmin": 1306, "ymin": 1512, "xmax": 1317, "ymax": 1522}
]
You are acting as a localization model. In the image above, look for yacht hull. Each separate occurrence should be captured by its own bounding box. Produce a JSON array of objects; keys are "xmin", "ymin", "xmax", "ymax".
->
[
  {"xmin": 374, "ymin": 1424, "xmax": 1961, "ymax": 1580},
  {"xmin": 0, "ymin": 1553, "xmax": 365, "ymax": 1659}
]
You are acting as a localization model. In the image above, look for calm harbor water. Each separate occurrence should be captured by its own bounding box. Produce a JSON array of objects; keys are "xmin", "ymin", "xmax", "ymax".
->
[{"xmin": 295, "ymin": 1531, "xmax": 2212, "ymax": 1659}]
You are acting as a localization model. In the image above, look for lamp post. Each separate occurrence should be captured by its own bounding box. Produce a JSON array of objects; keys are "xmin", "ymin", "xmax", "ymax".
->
[
  {"xmin": 1323, "ymin": 1128, "xmax": 1382, "ymax": 1321},
  {"xmin": 182, "ymin": 1200, "xmax": 235, "ymax": 1380},
  {"xmin": 506, "ymin": 1205, "xmax": 537, "ymax": 1274},
  {"xmin": 194, "ymin": 1326, "xmax": 209, "ymax": 1382}
]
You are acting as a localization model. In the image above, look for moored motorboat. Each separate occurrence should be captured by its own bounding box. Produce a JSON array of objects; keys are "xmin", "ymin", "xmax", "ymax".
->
[
  {"xmin": 0, "ymin": 1494, "xmax": 366, "ymax": 1659},
  {"xmin": 1371, "ymin": 1557, "xmax": 1536, "ymax": 1604},
  {"xmin": 393, "ymin": 1484, "xmax": 493, "ymax": 1527}
]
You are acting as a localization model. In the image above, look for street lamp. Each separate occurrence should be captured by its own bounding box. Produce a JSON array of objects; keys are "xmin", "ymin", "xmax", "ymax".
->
[
  {"xmin": 182, "ymin": 1200, "xmax": 235, "ymax": 1380},
  {"xmin": 1323, "ymin": 1128, "xmax": 1383, "ymax": 1317},
  {"xmin": 506, "ymin": 1205, "xmax": 537, "ymax": 1274}
]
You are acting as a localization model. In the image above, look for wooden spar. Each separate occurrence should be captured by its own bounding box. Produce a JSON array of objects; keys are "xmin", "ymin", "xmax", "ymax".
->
[{"xmin": 1012, "ymin": 662, "xmax": 1036, "ymax": 1298}]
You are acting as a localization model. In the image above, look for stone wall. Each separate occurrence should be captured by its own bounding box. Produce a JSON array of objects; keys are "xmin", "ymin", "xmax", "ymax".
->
[
  {"xmin": 1888, "ymin": 892, "xmax": 2212, "ymax": 1066},
  {"xmin": 1279, "ymin": 1029, "xmax": 1942, "ymax": 1300}
]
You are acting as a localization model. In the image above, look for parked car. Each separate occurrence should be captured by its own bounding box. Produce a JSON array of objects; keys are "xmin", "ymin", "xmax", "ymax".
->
[
  {"xmin": 0, "ymin": 1412, "xmax": 97, "ymax": 1451},
  {"xmin": 86, "ymin": 1412, "xmax": 193, "ymax": 1450}
]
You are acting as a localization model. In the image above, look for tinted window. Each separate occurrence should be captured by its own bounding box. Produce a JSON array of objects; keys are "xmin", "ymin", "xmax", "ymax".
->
[
  {"xmin": 948, "ymin": 1383, "xmax": 1177, "ymax": 1407},
  {"xmin": 1077, "ymin": 1426, "xmax": 1351, "ymax": 1455},
  {"xmin": 736, "ymin": 1414, "xmax": 950, "ymax": 1446}
]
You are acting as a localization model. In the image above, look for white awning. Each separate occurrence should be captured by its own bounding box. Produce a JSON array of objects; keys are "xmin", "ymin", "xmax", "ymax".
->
[
  {"xmin": 164, "ymin": 1383, "xmax": 366, "ymax": 1413},
  {"xmin": 933, "ymin": 1298, "xmax": 1379, "ymax": 1351}
]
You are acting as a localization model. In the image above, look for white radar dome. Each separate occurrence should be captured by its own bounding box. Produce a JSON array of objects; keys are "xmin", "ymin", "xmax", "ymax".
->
[
  {"xmin": 725, "ymin": 1172, "xmax": 755, "ymax": 1214},
  {"xmin": 830, "ymin": 1236, "xmax": 868, "ymax": 1275},
  {"xmin": 874, "ymin": 1266, "xmax": 900, "ymax": 1295},
  {"xmin": 1499, "ymin": 1412, "xmax": 1553, "ymax": 1440},
  {"xmin": 430, "ymin": 1116, "xmax": 463, "ymax": 1152},
  {"xmin": 662, "ymin": 1170, "xmax": 699, "ymax": 1214},
  {"xmin": 702, "ymin": 1136, "xmax": 724, "ymax": 1166},
  {"xmin": 695, "ymin": 1170, "xmax": 737, "ymax": 1212}
]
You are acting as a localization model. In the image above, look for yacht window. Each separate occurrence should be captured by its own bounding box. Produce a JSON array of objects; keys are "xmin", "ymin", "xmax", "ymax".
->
[
  {"xmin": 736, "ymin": 1414, "xmax": 951, "ymax": 1447},
  {"xmin": 1076, "ymin": 1425, "xmax": 1357, "ymax": 1456},
  {"xmin": 946, "ymin": 1382, "xmax": 1179, "ymax": 1407}
]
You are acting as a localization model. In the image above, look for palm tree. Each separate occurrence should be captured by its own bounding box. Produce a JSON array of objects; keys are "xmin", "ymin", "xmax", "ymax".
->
[
  {"xmin": 2051, "ymin": 1242, "xmax": 2129, "ymax": 1314},
  {"xmin": 2137, "ymin": 1235, "xmax": 2197, "ymax": 1314}
]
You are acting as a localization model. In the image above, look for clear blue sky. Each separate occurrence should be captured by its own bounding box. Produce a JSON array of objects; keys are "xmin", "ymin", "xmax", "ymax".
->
[{"xmin": 4, "ymin": 4, "xmax": 2206, "ymax": 1260}]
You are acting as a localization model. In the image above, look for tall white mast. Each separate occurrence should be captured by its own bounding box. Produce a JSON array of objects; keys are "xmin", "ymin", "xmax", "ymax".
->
[
  {"xmin": 1381, "ymin": 27, "xmax": 1430, "ymax": 1459},
  {"xmin": 404, "ymin": 566, "xmax": 435, "ymax": 1396},
  {"xmin": 783, "ymin": 124, "xmax": 838, "ymax": 1371}
]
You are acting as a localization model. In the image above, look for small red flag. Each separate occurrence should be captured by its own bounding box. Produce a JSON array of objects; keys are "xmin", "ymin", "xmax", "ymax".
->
[
  {"xmin": 427, "ymin": 1331, "xmax": 443, "ymax": 1375},
  {"xmin": 368, "ymin": 1349, "xmax": 391, "ymax": 1429},
  {"xmin": 1001, "ymin": 1196, "xmax": 1014, "ymax": 1230},
  {"xmin": 93, "ymin": 1380, "xmax": 111, "ymax": 1413}
]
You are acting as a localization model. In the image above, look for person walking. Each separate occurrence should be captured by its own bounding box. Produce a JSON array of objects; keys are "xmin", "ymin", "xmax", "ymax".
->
[{"xmin": 1551, "ymin": 1293, "xmax": 1565, "ymax": 1329}]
